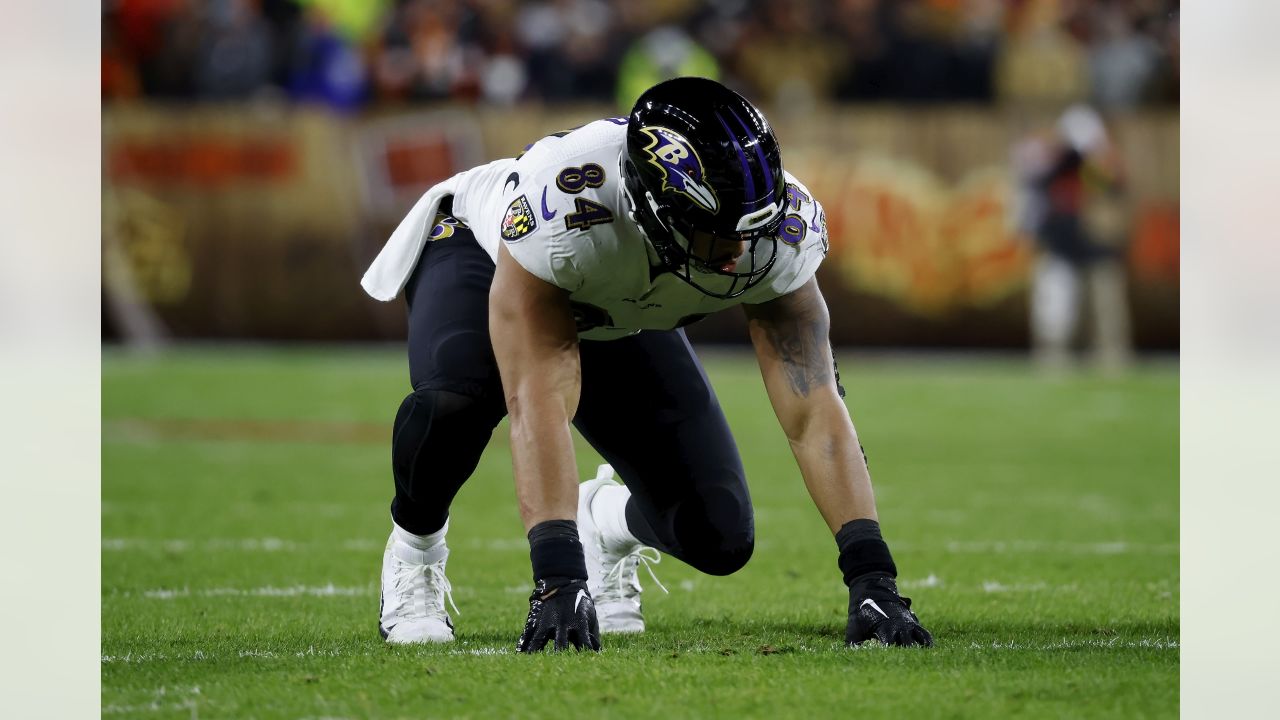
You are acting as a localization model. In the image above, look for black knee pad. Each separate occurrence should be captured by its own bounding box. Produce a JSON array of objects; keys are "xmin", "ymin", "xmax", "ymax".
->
[
  {"xmin": 390, "ymin": 387, "xmax": 503, "ymax": 533},
  {"xmin": 394, "ymin": 386, "xmax": 497, "ymax": 456},
  {"xmin": 691, "ymin": 536, "xmax": 754, "ymax": 577},
  {"xmin": 672, "ymin": 485, "xmax": 755, "ymax": 576},
  {"xmin": 392, "ymin": 388, "xmax": 443, "ymax": 488}
]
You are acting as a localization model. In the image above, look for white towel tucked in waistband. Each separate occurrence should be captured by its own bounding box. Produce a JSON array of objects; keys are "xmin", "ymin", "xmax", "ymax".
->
[{"xmin": 360, "ymin": 176, "xmax": 462, "ymax": 302}]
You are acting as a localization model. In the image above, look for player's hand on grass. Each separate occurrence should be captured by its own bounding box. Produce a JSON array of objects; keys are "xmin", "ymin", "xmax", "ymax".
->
[
  {"xmin": 516, "ymin": 577, "xmax": 601, "ymax": 653},
  {"xmin": 846, "ymin": 573, "xmax": 934, "ymax": 648}
]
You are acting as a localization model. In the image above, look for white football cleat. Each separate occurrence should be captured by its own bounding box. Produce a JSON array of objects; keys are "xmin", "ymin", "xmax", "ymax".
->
[
  {"xmin": 379, "ymin": 530, "xmax": 459, "ymax": 644},
  {"xmin": 578, "ymin": 464, "xmax": 666, "ymax": 633}
]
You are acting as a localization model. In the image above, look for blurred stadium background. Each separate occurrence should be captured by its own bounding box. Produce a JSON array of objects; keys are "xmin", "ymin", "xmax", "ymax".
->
[
  {"xmin": 100, "ymin": 2, "xmax": 1180, "ymax": 712},
  {"xmin": 101, "ymin": 0, "xmax": 1179, "ymax": 355}
]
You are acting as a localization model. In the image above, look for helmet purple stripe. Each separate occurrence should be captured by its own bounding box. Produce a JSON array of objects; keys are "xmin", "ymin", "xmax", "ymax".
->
[
  {"xmin": 728, "ymin": 107, "xmax": 774, "ymax": 200},
  {"xmin": 715, "ymin": 110, "xmax": 757, "ymax": 205}
]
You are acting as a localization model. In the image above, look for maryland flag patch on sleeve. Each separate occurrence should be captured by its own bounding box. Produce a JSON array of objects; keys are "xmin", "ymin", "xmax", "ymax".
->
[{"xmin": 500, "ymin": 194, "xmax": 537, "ymax": 241}]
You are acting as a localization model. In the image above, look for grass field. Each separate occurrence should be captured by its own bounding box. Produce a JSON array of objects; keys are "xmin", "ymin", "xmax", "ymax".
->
[{"xmin": 102, "ymin": 347, "xmax": 1178, "ymax": 718}]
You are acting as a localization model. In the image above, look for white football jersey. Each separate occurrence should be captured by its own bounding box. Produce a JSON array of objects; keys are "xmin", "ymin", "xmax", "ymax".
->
[{"xmin": 449, "ymin": 118, "xmax": 829, "ymax": 341}]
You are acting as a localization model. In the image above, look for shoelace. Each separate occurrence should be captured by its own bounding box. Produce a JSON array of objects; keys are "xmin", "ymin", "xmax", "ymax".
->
[
  {"xmin": 392, "ymin": 559, "xmax": 460, "ymax": 618},
  {"xmin": 597, "ymin": 546, "xmax": 668, "ymax": 603}
]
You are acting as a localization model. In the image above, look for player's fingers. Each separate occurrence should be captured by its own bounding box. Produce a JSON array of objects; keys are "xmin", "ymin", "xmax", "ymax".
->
[
  {"xmin": 573, "ymin": 624, "xmax": 598, "ymax": 652},
  {"xmin": 520, "ymin": 629, "xmax": 549, "ymax": 654},
  {"xmin": 913, "ymin": 626, "xmax": 935, "ymax": 647},
  {"xmin": 845, "ymin": 621, "xmax": 866, "ymax": 646},
  {"xmin": 885, "ymin": 626, "xmax": 907, "ymax": 646},
  {"xmin": 576, "ymin": 625, "xmax": 597, "ymax": 652},
  {"xmin": 565, "ymin": 625, "xmax": 585, "ymax": 651},
  {"xmin": 554, "ymin": 623, "xmax": 570, "ymax": 651}
]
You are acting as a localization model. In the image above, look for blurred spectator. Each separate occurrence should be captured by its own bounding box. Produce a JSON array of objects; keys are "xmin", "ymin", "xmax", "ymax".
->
[
  {"xmin": 373, "ymin": 0, "xmax": 478, "ymax": 102},
  {"xmin": 997, "ymin": 0, "xmax": 1089, "ymax": 105},
  {"xmin": 1011, "ymin": 104, "xmax": 1133, "ymax": 373},
  {"xmin": 101, "ymin": 0, "xmax": 1181, "ymax": 110},
  {"xmin": 103, "ymin": 16, "xmax": 142, "ymax": 99},
  {"xmin": 287, "ymin": 4, "xmax": 370, "ymax": 110},
  {"xmin": 1145, "ymin": 7, "xmax": 1178, "ymax": 105},
  {"xmin": 831, "ymin": 0, "xmax": 1000, "ymax": 103},
  {"xmin": 195, "ymin": 0, "xmax": 275, "ymax": 99},
  {"xmin": 296, "ymin": 0, "xmax": 390, "ymax": 40},
  {"xmin": 953, "ymin": 0, "xmax": 1004, "ymax": 101},
  {"xmin": 732, "ymin": 0, "xmax": 843, "ymax": 110},
  {"xmin": 615, "ymin": 26, "xmax": 720, "ymax": 112},
  {"xmin": 104, "ymin": 0, "xmax": 205, "ymax": 99},
  {"xmin": 1083, "ymin": 1, "xmax": 1163, "ymax": 110},
  {"xmin": 518, "ymin": 0, "xmax": 618, "ymax": 102}
]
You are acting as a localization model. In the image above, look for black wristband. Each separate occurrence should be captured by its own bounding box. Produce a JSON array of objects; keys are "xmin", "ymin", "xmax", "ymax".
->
[
  {"xmin": 528, "ymin": 520, "xmax": 588, "ymax": 582},
  {"xmin": 835, "ymin": 519, "xmax": 897, "ymax": 586}
]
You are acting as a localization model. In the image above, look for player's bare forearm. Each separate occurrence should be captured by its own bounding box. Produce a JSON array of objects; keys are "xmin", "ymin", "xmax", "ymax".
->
[
  {"xmin": 744, "ymin": 279, "xmax": 878, "ymax": 533},
  {"xmin": 490, "ymin": 244, "xmax": 582, "ymax": 531}
]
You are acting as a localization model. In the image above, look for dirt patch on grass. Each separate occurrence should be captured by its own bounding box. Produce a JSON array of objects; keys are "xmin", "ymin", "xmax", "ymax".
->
[{"xmin": 106, "ymin": 417, "xmax": 388, "ymax": 444}]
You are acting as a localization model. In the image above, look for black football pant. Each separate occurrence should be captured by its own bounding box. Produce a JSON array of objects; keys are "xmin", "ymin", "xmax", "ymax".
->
[{"xmin": 390, "ymin": 214, "xmax": 754, "ymax": 576}]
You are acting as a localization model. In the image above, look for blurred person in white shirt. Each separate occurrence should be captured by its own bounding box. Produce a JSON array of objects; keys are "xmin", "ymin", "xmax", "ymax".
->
[{"xmin": 1011, "ymin": 104, "xmax": 1133, "ymax": 373}]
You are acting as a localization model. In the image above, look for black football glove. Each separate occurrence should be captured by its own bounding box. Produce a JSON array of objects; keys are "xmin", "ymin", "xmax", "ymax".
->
[
  {"xmin": 846, "ymin": 572, "xmax": 934, "ymax": 647},
  {"xmin": 516, "ymin": 577, "xmax": 601, "ymax": 653}
]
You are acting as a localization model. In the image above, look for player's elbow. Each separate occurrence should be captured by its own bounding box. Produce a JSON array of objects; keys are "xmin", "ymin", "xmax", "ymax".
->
[
  {"xmin": 783, "ymin": 396, "xmax": 855, "ymax": 449},
  {"xmin": 503, "ymin": 375, "xmax": 578, "ymax": 429},
  {"xmin": 502, "ymin": 387, "xmax": 552, "ymax": 425}
]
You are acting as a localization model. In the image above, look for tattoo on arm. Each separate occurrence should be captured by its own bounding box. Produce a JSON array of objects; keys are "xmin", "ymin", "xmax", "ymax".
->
[
  {"xmin": 764, "ymin": 321, "xmax": 832, "ymax": 396},
  {"xmin": 754, "ymin": 285, "xmax": 834, "ymax": 397}
]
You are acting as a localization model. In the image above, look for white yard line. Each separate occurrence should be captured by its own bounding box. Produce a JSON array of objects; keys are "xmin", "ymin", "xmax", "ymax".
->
[
  {"xmin": 102, "ymin": 700, "xmax": 199, "ymax": 716},
  {"xmin": 899, "ymin": 574, "xmax": 944, "ymax": 589},
  {"xmin": 102, "ymin": 637, "xmax": 1177, "ymax": 665},
  {"xmin": 981, "ymin": 580, "xmax": 1054, "ymax": 593},
  {"xmin": 934, "ymin": 540, "xmax": 1178, "ymax": 555},
  {"xmin": 102, "ymin": 537, "xmax": 306, "ymax": 552},
  {"xmin": 137, "ymin": 584, "xmax": 373, "ymax": 600},
  {"xmin": 125, "ymin": 576, "xmax": 1109, "ymax": 600},
  {"xmin": 115, "ymin": 573, "xmax": 1169, "ymax": 601},
  {"xmin": 101, "ymin": 685, "xmax": 202, "ymax": 715},
  {"xmin": 968, "ymin": 638, "xmax": 1179, "ymax": 650},
  {"xmin": 102, "ymin": 646, "xmax": 361, "ymax": 664}
]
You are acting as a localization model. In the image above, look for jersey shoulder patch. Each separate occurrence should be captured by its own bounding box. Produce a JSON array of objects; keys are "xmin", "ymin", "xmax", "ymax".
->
[
  {"xmin": 496, "ymin": 119, "xmax": 630, "ymax": 291},
  {"xmin": 500, "ymin": 194, "xmax": 538, "ymax": 242}
]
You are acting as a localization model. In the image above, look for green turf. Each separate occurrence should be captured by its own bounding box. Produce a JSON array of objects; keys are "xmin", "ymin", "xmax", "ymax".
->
[{"xmin": 102, "ymin": 347, "xmax": 1178, "ymax": 718}]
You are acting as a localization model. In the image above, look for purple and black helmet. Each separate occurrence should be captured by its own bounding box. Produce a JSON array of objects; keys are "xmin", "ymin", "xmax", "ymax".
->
[{"xmin": 622, "ymin": 77, "xmax": 786, "ymax": 299}]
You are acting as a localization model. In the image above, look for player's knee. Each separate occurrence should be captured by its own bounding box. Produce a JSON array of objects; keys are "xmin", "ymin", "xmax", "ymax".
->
[
  {"xmin": 391, "ymin": 387, "xmax": 499, "ymax": 486},
  {"xmin": 690, "ymin": 535, "xmax": 754, "ymax": 576},
  {"xmin": 392, "ymin": 388, "xmax": 437, "ymax": 465},
  {"xmin": 674, "ymin": 485, "xmax": 755, "ymax": 576}
]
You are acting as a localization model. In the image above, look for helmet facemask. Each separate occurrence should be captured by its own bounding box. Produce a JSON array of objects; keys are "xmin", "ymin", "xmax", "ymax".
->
[{"xmin": 622, "ymin": 156, "xmax": 782, "ymax": 300}]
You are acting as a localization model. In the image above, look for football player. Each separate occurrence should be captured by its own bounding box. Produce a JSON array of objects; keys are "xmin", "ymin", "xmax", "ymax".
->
[{"xmin": 362, "ymin": 77, "xmax": 933, "ymax": 652}]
